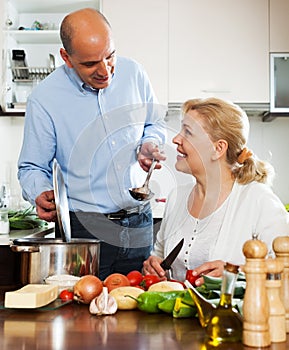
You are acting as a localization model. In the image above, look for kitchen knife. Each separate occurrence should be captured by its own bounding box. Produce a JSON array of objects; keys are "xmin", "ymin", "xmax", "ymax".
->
[{"xmin": 160, "ymin": 238, "xmax": 184, "ymax": 270}]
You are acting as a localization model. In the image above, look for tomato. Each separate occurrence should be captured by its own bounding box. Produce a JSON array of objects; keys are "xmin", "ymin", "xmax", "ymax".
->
[
  {"xmin": 59, "ymin": 289, "xmax": 74, "ymax": 301},
  {"xmin": 140, "ymin": 274, "xmax": 161, "ymax": 290},
  {"xmin": 134, "ymin": 285, "xmax": 145, "ymax": 290},
  {"xmin": 126, "ymin": 270, "xmax": 143, "ymax": 286},
  {"xmin": 185, "ymin": 270, "xmax": 199, "ymax": 287}
]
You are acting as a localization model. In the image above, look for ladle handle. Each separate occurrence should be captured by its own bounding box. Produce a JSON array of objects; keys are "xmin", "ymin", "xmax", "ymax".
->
[{"xmin": 144, "ymin": 160, "xmax": 158, "ymax": 186}]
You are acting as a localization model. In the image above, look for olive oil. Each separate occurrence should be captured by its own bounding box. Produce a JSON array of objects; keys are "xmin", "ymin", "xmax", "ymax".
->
[{"xmin": 206, "ymin": 263, "xmax": 243, "ymax": 345}]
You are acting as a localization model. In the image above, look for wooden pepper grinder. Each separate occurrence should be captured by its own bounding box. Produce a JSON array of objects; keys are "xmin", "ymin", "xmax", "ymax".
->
[
  {"xmin": 265, "ymin": 257, "xmax": 286, "ymax": 342},
  {"xmin": 273, "ymin": 236, "xmax": 289, "ymax": 333},
  {"xmin": 242, "ymin": 235, "xmax": 271, "ymax": 347}
]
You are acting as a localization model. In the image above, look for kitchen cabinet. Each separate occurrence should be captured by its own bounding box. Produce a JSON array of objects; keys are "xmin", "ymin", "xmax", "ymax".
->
[
  {"xmin": 0, "ymin": 0, "xmax": 100, "ymax": 113},
  {"xmin": 269, "ymin": 0, "xmax": 289, "ymax": 52},
  {"xmin": 168, "ymin": 0, "xmax": 269, "ymax": 104},
  {"xmin": 101, "ymin": 0, "xmax": 169, "ymax": 106},
  {"xmin": 101, "ymin": 0, "xmax": 269, "ymax": 104}
]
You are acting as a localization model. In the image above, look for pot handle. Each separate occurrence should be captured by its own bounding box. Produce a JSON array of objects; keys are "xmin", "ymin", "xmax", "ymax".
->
[{"xmin": 10, "ymin": 245, "xmax": 40, "ymax": 253}]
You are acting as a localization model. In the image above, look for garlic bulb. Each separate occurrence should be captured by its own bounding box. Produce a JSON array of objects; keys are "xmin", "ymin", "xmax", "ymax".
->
[{"xmin": 89, "ymin": 287, "xmax": 117, "ymax": 315}]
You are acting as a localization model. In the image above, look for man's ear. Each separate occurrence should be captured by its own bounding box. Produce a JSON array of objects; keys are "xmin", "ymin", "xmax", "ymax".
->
[
  {"xmin": 60, "ymin": 48, "xmax": 73, "ymax": 68},
  {"xmin": 212, "ymin": 139, "xmax": 228, "ymax": 160}
]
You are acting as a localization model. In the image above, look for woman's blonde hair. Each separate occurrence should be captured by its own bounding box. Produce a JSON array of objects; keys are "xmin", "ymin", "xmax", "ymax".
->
[{"xmin": 182, "ymin": 97, "xmax": 274, "ymax": 185}]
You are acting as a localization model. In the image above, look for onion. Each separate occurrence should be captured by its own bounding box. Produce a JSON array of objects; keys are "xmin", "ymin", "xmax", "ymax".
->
[
  {"xmin": 73, "ymin": 275, "xmax": 103, "ymax": 304},
  {"xmin": 103, "ymin": 273, "xmax": 130, "ymax": 292}
]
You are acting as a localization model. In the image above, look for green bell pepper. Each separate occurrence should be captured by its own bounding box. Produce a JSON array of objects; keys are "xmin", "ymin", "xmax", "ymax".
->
[
  {"xmin": 173, "ymin": 297, "xmax": 197, "ymax": 318},
  {"xmin": 127, "ymin": 291, "xmax": 184, "ymax": 313}
]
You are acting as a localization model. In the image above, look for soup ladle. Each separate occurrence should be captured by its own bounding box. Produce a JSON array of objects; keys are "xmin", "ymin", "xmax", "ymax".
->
[{"xmin": 129, "ymin": 160, "xmax": 158, "ymax": 201}]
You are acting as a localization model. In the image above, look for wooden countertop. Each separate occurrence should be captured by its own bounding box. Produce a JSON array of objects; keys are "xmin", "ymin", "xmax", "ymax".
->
[{"xmin": 0, "ymin": 301, "xmax": 287, "ymax": 350}]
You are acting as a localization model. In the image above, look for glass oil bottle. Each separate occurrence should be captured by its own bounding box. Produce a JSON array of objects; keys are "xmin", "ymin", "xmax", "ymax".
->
[{"xmin": 206, "ymin": 262, "xmax": 243, "ymax": 345}]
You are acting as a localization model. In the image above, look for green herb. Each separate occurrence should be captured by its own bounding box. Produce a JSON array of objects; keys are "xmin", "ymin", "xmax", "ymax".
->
[{"xmin": 8, "ymin": 206, "xmax": 48, "ymax": 230}]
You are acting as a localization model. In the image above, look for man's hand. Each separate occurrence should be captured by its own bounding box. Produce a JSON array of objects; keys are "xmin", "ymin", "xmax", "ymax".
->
[
  {"xmin": 137, "ymin": 142, "xmax": 166, "ymax": 172},
  {"xmin": 35, "ymin": 190, "xmax": 57, "ymax": 222}
]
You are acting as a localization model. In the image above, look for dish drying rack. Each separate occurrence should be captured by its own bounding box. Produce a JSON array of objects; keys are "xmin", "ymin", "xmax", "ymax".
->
[
  {"xmin": 11, "ymin": 66, "xmax": 55, "ymax": 82},
  {"xmin": 11, "ymin": 49, "xmax": 55, "ymax": 82}
]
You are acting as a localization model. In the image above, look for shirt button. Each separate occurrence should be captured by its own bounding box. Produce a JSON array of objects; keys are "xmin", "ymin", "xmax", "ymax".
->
[{"xmin": 111, "ymin": 140, "xmax": 116, "ymax": 146}]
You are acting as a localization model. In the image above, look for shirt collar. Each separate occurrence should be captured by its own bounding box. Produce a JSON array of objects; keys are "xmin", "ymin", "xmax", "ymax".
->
[
  {"xmin": 63, "ymin": 65, "xmax": 114, "ymax": 94},
  {"xmin": 64, "ymin": 65, "xmax": 85, "ymax": 93}
]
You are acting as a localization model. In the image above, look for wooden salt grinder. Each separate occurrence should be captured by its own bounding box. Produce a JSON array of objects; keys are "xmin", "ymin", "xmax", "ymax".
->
[
  {"xmin": 273, "ymin": 236, "xmax": 289, "ymax": 333},
  {"xmin": 242, "ymin": 236, "xmax": 271, "ymax": 347},
  {"xmin": 265, "ymin": 257, "xmax": 286, "ymax": 342}
]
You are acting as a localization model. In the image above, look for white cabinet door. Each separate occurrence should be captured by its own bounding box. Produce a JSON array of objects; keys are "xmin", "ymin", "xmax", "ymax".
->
[
  {"xmin": 169, "ymin": 0, "xmax": 269, "ymax": 104},
  {"xmin": 101, "ymin": 0, "xmax": 169, "ymax": 106},
  {"xmin": 270, "ymin": 0, "xmax": 289, "ymax": 52}
]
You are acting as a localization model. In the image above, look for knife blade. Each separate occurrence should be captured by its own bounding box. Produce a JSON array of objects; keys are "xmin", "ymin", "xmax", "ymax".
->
[{"xmin": 160, "ymin": 238, "xmax": 184, "ymax": 270}]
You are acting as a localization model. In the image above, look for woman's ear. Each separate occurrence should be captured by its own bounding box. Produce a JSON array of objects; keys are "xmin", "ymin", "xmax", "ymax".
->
[
  {"xmin": 212, "ymin": 139, "xmax": 228, "ymax": 160},
  {"xmin": 60, "ymin": 48, "xmax": 73, "ymax": 68}
]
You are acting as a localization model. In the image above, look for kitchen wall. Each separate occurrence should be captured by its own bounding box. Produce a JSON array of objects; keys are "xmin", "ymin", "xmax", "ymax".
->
[
  {"xmin": 247, "ymin": 116, "xmax": 289, "ymax": 205},
  {"xmin": 0, "ymin": 117, "xmax": 25, "ymax": 208},
  {"xmin": 1, "ymin": 111, "xmax": 289, "ymax": 213}
]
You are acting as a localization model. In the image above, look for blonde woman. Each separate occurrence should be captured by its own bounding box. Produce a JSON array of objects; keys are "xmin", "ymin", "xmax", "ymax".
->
[{"xmin": 143, "ymin": 97, "xmax": 289, "ymax": 284}]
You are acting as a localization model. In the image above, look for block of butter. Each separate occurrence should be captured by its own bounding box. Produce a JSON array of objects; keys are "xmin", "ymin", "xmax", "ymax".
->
[{"xmin": 4, "ymin": 284, "xmax": 58, "ymax": 309}]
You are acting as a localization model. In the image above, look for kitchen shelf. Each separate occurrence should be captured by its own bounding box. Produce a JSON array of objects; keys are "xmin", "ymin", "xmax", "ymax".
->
[
  {"xmin": 5, "ymin": 30, "xmax": 61, "ymax": 44},
  {"xmin": 9, "ymin": 0, "xmax": 99, "ymax": 14}
]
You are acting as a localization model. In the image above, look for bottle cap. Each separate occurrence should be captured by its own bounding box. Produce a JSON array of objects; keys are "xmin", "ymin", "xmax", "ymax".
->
[{"xmin": 225, "ymin": 262, "xmax": 239, "ymax": 274}]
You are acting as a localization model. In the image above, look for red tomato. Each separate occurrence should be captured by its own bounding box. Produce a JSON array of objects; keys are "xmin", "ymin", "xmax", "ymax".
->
[
  {"xmin": 126, "ymin": 270, "xmax": 143, "ymax": 286},
  {"xmin": 140, "ymin": 274, "xmax": 161, "ymax": 290},
  {"xmin": 134, "ymin": 285, "xmax": 145, "ymax": 290},
  {"xmin": 59, "ymin": 289, "xmax": 74, "ymax": 301},
  {"xmin": 185, "ymin": 270, "xmax": 199, "ymax": 287}
]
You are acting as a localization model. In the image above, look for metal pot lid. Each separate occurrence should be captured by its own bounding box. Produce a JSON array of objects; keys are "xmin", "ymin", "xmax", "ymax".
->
[{"xmin": 53, "ymin": 159, "xmax": 71, "ymax": 242}]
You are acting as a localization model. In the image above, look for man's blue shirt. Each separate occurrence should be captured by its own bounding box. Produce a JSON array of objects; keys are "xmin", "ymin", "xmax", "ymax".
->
[{"xmin": 18, "ymin": 56, "xmax": 167, "ymax": 213}]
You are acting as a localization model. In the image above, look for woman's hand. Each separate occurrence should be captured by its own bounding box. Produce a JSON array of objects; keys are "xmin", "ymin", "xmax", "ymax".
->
[
  {"xmin": 142, "ymin": 255, "xmax": 167, "ymax": 279},
  {"xmin": 189, "ymin": 260, "xmax": 226, "ymax": 286},
  {"xmin": 35, "ymin": 190, "xmax": 57, "ymax": 222}
]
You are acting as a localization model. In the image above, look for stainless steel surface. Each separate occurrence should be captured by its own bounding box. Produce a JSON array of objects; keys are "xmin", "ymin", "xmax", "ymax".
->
[
  {"xmin": 10, "ymin": 238, "xmax": 101, "ymax": 284},
  {"xmin": 129, "ymin": 160, "xmax": 157, "ymax": 201},
  {"xmin": 160, "ymin": 238, "xmax": 184, "ymax": 270},
  {"xmin": 53, "ymin": 159, "xmax": 71, "ymax": 242}
]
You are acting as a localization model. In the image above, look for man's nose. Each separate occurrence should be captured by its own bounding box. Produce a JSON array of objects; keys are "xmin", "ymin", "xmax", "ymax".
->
[{"xmin": 97, "ymin": 60, "xmax": 110, "ymax": 76}]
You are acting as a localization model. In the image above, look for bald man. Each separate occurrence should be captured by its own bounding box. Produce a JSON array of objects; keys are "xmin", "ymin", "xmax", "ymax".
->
[{"xmin": 18, "ymin": 8, "xmax": 167, "ymax": 279}]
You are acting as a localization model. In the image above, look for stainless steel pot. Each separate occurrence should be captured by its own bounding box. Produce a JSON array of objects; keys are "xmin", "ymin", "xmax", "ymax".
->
[{"xmin": 10, "ymin": 238, "xmax": 100, "ymax": 285}]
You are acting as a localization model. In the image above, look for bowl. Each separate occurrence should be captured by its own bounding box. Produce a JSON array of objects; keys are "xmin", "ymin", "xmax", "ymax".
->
[{"xmin": 45, "ymin": 274, "xmax": 80, "ymax": 293}]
